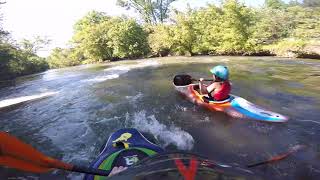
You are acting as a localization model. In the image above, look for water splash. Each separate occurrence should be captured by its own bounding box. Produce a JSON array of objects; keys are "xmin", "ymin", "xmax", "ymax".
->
[
  {"xmin": 104, "ymin": 66, "xmax": 131, "ymax": 72},
  {"xmin": 82, "ymin": 60, "xmax": 160, "ymax": 83},
  {"xmin": 126, "ymin": 111, "xmax": 194, "ymax": 150},
  {"xmin": 104, "ymin": 60, "xmax": 160, "ymax": 74},
  {"xmin": 81, "ymin": 74, "xmax": 119, "ymax": 83},
  {"xmin": 296, "ymin": 120, "xmax": 320, "ymax": 126},
  {"xmin": 126, "ymin": 92, "xmax": 143, "ymax": 103}
]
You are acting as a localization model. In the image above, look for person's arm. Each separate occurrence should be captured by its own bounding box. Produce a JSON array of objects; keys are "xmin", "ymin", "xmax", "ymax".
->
[
  {"xmin": 206, "ymin": 83, "xmax": 218, "ymax": 94},
  {"xmin": 199, "ymin": 78, "xmax": 209, "ymax": 94}
]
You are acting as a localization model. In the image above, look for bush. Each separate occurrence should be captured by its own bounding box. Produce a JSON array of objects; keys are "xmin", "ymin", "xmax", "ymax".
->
[
  {"xmin": 148, "ymin": 25, "xmax": 174, "ymax": 56},
  {"xmin": 70, "ymin": 12, "xmax": 149, "ymax": 62},
  {"xmin": 264, "ymin": 39, "xmax": 307, "ymax": 57}
]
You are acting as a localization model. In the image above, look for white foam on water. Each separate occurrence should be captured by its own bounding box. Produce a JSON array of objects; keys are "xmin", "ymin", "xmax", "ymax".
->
[
  {"xmin": 104, "ymin": 66, "xmax": 131, "ymax": 72},
  {"xmin": 104, "ymin": 60, "xmax": 160, "ymax": 73},
  {"xmin": 138, "ymin": 60, "xmax": 160, "ymax": 67},
  {"xmin": 42, "ymin": 69, "xmax": 80, "ymax": 81},
  {"xmin": 83, "ymin": 60, "xmax": 160, "ymax": 83},
  {"xmin": 94, "ymin": 116, "xmax": 122, "ymax": 124},
  {"xmin": 0, "ymin": 92, "xmax": 58, "ymax": 109},
  {"xmin": 81, "ymin": 74, "xmax": 120, "ymax": 83},
  {"xmin": 41, "ymin": 121, "xmax": 96, "ymax": 163},
  {"xmin": 126, "ymin": 92, "xmax": 143, "ymax": 102},
  {"xmin": 297, "ymin": 120, "xmax": 320, "ymax": 126},
  {"xmin": 127, "ymin": 111, "xmax": 194, "ymax": 150}
]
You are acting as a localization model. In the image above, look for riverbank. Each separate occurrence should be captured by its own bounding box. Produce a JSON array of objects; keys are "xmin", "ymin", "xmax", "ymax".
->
[
  {"xmin": 1, "ymin": 53, "xmax": 319, "ymax": 87},
  {"xmin": 263, "ymin": 39, "xmax": 320, "ymax": 59}
]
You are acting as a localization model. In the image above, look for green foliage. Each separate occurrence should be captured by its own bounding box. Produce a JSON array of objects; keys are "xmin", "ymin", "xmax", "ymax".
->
[
  {"xmin": 171, "ymin": 11, "xmax": 197, "ymax": 55},
  {"xmin": 0, "ymin": 2, "xmax": 49, "ymax": 81},
  {"xmin": 73, "ymin": 11, "xmax": 109, "ymax": 33},
  {"xmin": 190, "ymin": 5, "xmax": 222, "ymax": 54},
  {"xmin": 108, "ymin": 19, "xmax": 149, "ymax": 58},
  {"xmin": 146, "ymin": 0, "xmax": 320, "ymax": 57},
  {"xmin": 287, "ymin": 6, "xmax": 320, "ymax": 39},
  {"xmin": 44, "ymin": 1, "xmax": 320, "ymax": 70},
  {"xmin": 265, "ymin": 0, "xmax": 285, "ymax": 9},
  {"xmin": 264, "ymin": 39, "xmax": 307, "ymax": 57},
  {"xmin": 70, "ymin": 11, "xmax": 149, "ymax": 62},
  {"xmin": 148, "ymin": 24, "xmax": 174, "ymax": 56},
  {"xmin": 47, "ymin": 48, "xmax": 82, "ymax": 68},
  {"xmin": 302, "ymin": 0, "xmax": 320, "ymax": 7},
  {"xmin": 218, "ymin": 0, "xmax": 254, "ymax": 54},
  {"xmin": 0, "ymin": 36, "xmax": 49, "ymax": 81},
  {"xmin": 73, "ymin": 18, "xmax": 114, "ymax": 61},
  {"xmin": 116, "ymin": 0, "xmax": 176, "ymax": 24},
  {"xmin": 147, "ymin": 1, "xmax": 257, "ymax": 56},
  {"xmin": 251, "ymin": 8, "xmax": 294, "ymax": 44}
]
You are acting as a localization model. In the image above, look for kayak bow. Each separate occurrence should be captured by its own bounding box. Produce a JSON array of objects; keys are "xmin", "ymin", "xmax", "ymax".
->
[{"xmin": 84, "ymin": 128, "xmax": 164, "ymax": 180}]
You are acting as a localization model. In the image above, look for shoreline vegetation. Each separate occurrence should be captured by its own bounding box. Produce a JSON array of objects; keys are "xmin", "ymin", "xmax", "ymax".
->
[{"xmin": 1, "ymin": 0, "xmax": 320, "ymax": 82}]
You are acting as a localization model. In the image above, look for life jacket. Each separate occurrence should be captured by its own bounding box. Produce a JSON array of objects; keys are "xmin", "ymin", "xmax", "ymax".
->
[{"xmin": 208, "ymin": 80, "xmax": 231, "ymax": 101}]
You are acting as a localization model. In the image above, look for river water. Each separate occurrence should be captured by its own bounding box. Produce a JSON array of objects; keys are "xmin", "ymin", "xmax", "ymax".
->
[{"xmin": 0, "ymin": 56, "xmax": 319, "ymax": 180}]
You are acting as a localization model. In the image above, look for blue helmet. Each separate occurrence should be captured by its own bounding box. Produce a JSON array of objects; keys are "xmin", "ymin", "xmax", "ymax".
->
[{"xmin": 210, "ymin": 65, "xmax": 229, "ymax": 80}]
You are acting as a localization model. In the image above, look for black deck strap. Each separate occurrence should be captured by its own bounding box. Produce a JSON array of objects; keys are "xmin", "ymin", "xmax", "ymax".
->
[
  {"xmin": 113, "ymin": 141, "xmax": 130, "ymax": 149},
  {"xmin": 203, "ymin": 96, "xmax": 214, "ymax": 103}
]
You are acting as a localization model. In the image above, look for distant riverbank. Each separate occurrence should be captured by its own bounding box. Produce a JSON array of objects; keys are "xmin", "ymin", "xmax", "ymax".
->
[{"xmin": 1, "ymin": 51, "xmax": 319, "ymax": 87}]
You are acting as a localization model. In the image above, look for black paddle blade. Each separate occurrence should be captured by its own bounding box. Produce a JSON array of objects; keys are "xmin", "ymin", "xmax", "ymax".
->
[{"xmin": 173, "ymin": 75, "xmax": 193, "ymax": 86}]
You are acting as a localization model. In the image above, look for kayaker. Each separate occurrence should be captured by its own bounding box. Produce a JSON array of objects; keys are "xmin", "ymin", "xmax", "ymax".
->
[{"xmin": 199, "ymin": 65, "xmax": 231, "ymax": 101}]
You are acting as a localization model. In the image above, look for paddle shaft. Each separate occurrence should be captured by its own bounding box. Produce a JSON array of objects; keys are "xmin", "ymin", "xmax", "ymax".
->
[
  {"xmin": 71, "ymin": 165, "xmax": 111, "ymax": 176},
  {"xmin": 247, "ymin": 153, "xmax": 289, "ymax": 168},
  {"xmin": 192, "ymin": 78, "xmax": 213, "ymax": 82},
  {"xmin": 247, "ymin": 145, "xmax": 306, "ymax": 168}
]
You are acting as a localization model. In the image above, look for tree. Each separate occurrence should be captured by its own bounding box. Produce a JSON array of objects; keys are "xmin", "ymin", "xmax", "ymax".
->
[
  {"xmin": 172, "ymin": 11, "xmax": 197, "ymax": 55},
  {"xmin": 287, "ymin": 6, "xmax": 320, "ymax": 39},
  {"xmin": 71, "ymin": 12, "xmax": 149, "ymax": 61},
  {"xmin": 251, "ymin": 8, "xmax": 294, "ymax": 44},
  {"xmin": 303, "ymin": 0, "xmax": 320, "ymax": 7},
  {"xmin": 47, "ymin": 48, "xmax": 81, "ymax": 68},
  {"xmin": 264, "ymin": 0, "xmax": 285, "ymax": 9},
  {"xmin": 218, "ymin": 0, "xmax": 254, "ymax": 54},
  {"xmin": 19, "ymin": 36, "xmax": 51, "ymax": 55},
  {"xmin": 108, "ymin": 19, "xmax": 150, "ymax": 58},
  {"xmin": 287, "ymin": 0, "xmax": 301, "ymax": 6},
  {"xmin": 116, "ymin": 0, "xmax": 176, "ymax": 24},
  {"xmin": 148, "ymin": 24, "xmax": 174, "ymax": 56},
  {"xmin": 191, "ymin": 5, "xmax": 223, "ymax": 54},
  {"xmin": 72, "ymin": 12, "xmax": 114, "ymax": 61},
  {"xmin": 73, "ymin": 11, "xmax": 108, "ymax": 33}
]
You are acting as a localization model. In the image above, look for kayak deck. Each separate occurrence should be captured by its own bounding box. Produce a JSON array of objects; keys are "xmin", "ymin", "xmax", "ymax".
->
[{"xmin": 84, "ymin": 128, "xmax": 164, "ymax": 180}]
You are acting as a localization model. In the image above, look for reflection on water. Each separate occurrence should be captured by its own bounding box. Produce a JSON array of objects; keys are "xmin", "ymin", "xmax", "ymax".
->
[{"xmin": 0, "ymin": 56, "xmax": 319, "ymax": 180}]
